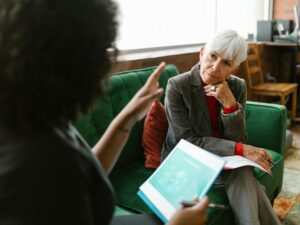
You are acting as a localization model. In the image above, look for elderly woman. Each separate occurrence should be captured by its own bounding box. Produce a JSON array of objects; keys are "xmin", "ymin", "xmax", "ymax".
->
[
  {"xmin": 161, "ymin": 30, "xmax": 281, "ymax": 225},
  {"xmin": 0, "ymin": 0, "xmax": 209, "ymax": 225}
]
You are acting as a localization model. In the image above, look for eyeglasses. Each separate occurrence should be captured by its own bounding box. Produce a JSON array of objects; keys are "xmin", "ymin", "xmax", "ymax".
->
[{"xmin": 106, "ymin": 44, "xmax": 118, "ymax": 63}]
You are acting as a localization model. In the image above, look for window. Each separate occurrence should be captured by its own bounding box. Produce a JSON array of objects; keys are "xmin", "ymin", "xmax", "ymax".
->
[
  {"xmin": 215, "ymin": 0, "xmax": 270, "ymax": 38},
  {"xmin": 115, "ymin": 0, "xmax": 271, "ymax": 51}
]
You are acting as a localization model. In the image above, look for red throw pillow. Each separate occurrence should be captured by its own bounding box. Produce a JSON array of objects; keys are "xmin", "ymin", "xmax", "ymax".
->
[{"xmin": 142, "ymin": 99, "xmax": 168, "ymax": 169}]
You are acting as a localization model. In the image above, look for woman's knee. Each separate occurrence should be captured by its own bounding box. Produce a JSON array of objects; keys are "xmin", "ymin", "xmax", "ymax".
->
[{"xmin": 224, "ymin": 166, "xmax": 256, "ymax": 186}]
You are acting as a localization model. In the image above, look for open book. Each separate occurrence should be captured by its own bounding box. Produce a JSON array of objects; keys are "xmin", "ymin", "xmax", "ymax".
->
[
  {"xmin": 223, "ymin": 155, "xmax": 272, "ymax": 175},
  {"xmin": 137, "ymin": 139, "xmax": 225, "ymax": 223}
]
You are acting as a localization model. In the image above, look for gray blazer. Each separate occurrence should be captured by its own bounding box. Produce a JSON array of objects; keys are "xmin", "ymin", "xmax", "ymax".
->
[{"xmin": 161, "ymin": 64, "xmax": 247, "ymax": 161}]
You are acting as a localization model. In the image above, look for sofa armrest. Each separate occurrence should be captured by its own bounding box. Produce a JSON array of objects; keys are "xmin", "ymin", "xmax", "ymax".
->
[{"xmin": 245, "ymin": 101, "xmax": 287, "ymax": 155}]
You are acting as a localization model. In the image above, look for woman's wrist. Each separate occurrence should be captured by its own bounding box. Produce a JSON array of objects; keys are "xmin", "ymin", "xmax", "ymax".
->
[
  {"xmin": 115, "ymin": 110, "xmax": 137, "ymax": 133},
  {"xmin": 116, "ymin": 126, "xmax": 131, "ymax": 133},
  {"xmin": 223, "ymin": 100, "xmax": 237, "ymax": 109}
]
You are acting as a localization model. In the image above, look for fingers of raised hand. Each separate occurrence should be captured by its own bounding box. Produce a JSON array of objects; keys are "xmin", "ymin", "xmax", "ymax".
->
[
  {"xmin": 146, "ymin": 62, "xmax": 166, "ymax": 86},
  {"xmin": 148, "ymin": 88, "xmax": 164, "ymax": 101}
]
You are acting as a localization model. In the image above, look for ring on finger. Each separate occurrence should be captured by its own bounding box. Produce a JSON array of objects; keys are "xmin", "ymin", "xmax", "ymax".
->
[{"xmin": 211, "ymin": 86, "xmax": 216, "ymax": 92}]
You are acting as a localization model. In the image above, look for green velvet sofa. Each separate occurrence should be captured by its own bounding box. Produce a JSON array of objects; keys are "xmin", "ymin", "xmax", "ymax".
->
[{"xmin": 75, "ymin": 65, "xmax": 286, "ymax": 225}]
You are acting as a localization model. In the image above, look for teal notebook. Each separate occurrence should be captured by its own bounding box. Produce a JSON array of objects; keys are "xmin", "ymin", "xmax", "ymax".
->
[{"xmin": 137, "ymin": 139, "xmax": 225, "ymax": 223}]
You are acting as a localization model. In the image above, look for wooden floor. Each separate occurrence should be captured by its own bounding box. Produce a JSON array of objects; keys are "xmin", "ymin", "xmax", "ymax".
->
[{"xmin": 273, "ymin": 125, "xmax": 300, "ymax": 224}]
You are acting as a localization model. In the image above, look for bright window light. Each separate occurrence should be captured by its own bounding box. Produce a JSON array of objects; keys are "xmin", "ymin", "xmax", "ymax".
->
[
  {"xmin": 216, "ymin": 0, "xmax": 269, "ymax": 37},
  {"xmin": 115, "ymin": 0, "xmax": 270, "ymax": 51}
]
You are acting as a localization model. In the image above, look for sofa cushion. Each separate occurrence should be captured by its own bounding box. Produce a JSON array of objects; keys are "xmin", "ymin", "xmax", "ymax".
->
[
  {"xmin": 109, "ymin": 161, "xmax": 153, "ymax": 213},
  {"xmin": 114, "ymin": 206, "xmax": 134, "ymax": 216},
  {"xmin": 142, "ymin": 99, "xmax": 168, "ymax": 169}
]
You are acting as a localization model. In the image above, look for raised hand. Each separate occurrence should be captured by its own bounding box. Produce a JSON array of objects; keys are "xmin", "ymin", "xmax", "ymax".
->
[
  {"xmin": 243, "ymin": 144, "xmax": 273, "ymax": 174},
  {"xmin": 204, "ymin": 81, "xmax": 237, "ymax": 108},
  {"xmin": 121, "ymin": 62, "xmax": 166, "ymax": 128},
  {"xmin": 93, "ymin": 62, "xmax": 166, "ymax": 173}
]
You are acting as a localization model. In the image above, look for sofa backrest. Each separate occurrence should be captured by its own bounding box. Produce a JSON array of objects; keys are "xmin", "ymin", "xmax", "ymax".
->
[{"xmin": 75, "ymin": 64, "xmax": 180, "ymax": 170}]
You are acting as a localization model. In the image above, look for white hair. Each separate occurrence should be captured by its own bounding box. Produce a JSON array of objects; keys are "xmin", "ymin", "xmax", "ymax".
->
[{"xmin": 204, "ymin": 30, "xmax": 248, "ymax": 67}]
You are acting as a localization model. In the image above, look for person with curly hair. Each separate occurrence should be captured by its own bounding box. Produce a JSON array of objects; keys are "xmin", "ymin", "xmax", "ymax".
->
[{"xmin": 0, "ymin": 0, "xmax": 208, "ymax": 224}]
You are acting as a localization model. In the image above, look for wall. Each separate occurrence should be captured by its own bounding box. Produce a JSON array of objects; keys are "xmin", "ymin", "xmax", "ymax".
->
[
  {"xmin": 273, "ymin": 0, "xmax": 298, "ymax": 20},
  {"xmin": 110, "ymin": 52, "xmax": 200, "ymax": 74},
  {"xmin": 271, "ymin": 0, "xmax": 300, "ymax": 83}
]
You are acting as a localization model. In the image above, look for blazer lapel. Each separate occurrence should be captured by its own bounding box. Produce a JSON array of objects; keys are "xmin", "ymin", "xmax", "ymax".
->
[{"xmin": 189, "ymin": 65, "xmax": 212, "ymax": 131}]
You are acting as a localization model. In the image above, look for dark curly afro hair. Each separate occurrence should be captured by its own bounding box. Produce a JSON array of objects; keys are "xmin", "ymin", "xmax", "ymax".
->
[{"xmin": 0, "ymin": 0, "xmax": 118, "ymax": 131}]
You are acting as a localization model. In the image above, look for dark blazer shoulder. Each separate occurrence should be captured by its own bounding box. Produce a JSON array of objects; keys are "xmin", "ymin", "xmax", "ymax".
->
[
  {"xmin": 169, "ymin": 70, "xmax": 191, "ymax": 82},
  {"xmin": 168, "ymin": 70, "xmax": 193, "ymax": 90}
]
